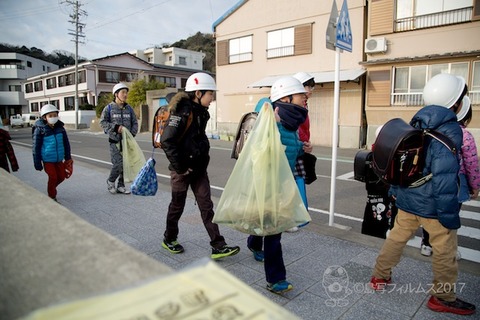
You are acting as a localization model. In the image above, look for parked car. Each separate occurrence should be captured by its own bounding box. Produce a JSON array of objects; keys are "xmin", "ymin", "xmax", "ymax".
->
[
  {"xmin": 22, "ymin": 113, "xmax": 40, "ymax": 127},
  {"xmin": 10, "ymin": 114, "xmax": 25, "ymax": 128}
]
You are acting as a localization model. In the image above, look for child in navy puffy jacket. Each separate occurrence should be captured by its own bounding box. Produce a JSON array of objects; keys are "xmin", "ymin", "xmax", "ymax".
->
[{"xmin": 33, "ymin": 104, "xmax": 72, "ymax": 201}]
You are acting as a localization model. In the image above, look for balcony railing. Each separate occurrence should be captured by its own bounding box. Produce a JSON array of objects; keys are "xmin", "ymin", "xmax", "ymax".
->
[
  {"xmin": 229, "ymin": 52, "xmax": 253, "ymax": 63},
  {"xmin": 392, "ymin": 92, "xmax": 423, "ymax": 106},
  {"xmin": 391, "ymin": 91, "xmax": 479, "ymax": 107},
  {"xmin": 395, "ymin": 7, "xmax": 472, "ymax": 32},
  {"xmin": 267, "ymin": 45, "xmax": 294, "ymax": 59}
]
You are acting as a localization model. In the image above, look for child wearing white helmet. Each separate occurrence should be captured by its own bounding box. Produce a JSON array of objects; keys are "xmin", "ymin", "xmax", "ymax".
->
[
  {"xmin": 247, "ymin": 76, "xmax": 308, "ymax": 294},
  {"xmin": 100, "ymin": 82, "xmax": 138, "ymax": 194},
  {"xmin": 371, "ymin": 73, "xmax": 476, "ymax": 316},
  {"xmin": 159, "ymin": 72, "xmax": 240, "ymax": 260},
  {"xmin": 32, "ymin": 104, "xmax": 72, "ymax": 201},
  {"xmin": 289, "ymin": 72, "xmax": 316, "ymax": 232}
]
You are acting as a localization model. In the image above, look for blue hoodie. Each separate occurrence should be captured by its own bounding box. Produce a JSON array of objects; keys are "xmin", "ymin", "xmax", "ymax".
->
[{"xmin": 390, "ymin": 105, "xmax": 463, "ymax": 229}]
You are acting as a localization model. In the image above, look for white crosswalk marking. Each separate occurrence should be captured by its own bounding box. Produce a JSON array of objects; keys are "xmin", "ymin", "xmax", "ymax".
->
[{"xmin": 460, "ymin": 209, "xmax": 480, "ymax": 221}]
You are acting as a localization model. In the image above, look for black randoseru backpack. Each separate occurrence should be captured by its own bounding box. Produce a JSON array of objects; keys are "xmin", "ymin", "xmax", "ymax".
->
[{"xmin": 372, "ymin": 118, "xmax": 456, "ymax": 188}]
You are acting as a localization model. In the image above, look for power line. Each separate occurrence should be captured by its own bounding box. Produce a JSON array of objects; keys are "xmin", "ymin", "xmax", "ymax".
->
[
  {"xmin": 85, "ymin": 0, "xmax": 173, "ymax": 31},
  {"xmin": 0, "ymin": 4, "xmax": 62, "ymax": 20}
]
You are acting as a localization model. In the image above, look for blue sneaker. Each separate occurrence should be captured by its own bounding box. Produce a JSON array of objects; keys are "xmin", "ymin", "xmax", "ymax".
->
[
  {"xmin": 267, "ymin": 280, "xmax": 293, "ymax": 294},
  {"xmin": 248, "ymin": 246, "xmax": 264, "ymax": 262}
]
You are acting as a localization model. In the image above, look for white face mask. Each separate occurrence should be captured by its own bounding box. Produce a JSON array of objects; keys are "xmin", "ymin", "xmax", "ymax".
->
[{"xmin": 47, "ymin": 117, "xmax": 59, "ymax": 125}]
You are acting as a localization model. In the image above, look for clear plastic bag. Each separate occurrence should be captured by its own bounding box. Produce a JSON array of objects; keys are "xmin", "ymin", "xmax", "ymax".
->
[
  {"xmin": 213, "ymin": 103, "xmax": 311, "ymax": 236},
  {"xmin": 121, "ymin": 128, "xmax": 146, "ymax": 182}
]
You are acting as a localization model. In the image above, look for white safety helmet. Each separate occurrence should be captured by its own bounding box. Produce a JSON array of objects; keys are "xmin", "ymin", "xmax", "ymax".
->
[
  {"xmin": 293, "ymin": 71, "xmax": 315, "ymax": 85},
  {"xmin": 185, "ymin": 72, "xmax": 217, "ymax": 92},
  {"xmin": 112, "ymin": 83, "xmax": 129, "ymax": 95},
  {"xmin": 456, "ymin": 96, "xmax": 471, "ymax": 122},
  {"xmin": 423, "ymin": 74, "xmax": 466, "ymax": 109},
  {"xmin": 270, "ymin": 76, "xmax": 307, "ymax": 102},
  {"xmin": 40, "ymin": 104, "xmax": 59, "ymax": 117}
]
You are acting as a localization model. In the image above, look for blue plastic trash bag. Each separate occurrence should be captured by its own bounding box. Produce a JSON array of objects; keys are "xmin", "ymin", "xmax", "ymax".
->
[{"xmin": 131, "ymin": 157, "xmax": 158, "ymax": 196}]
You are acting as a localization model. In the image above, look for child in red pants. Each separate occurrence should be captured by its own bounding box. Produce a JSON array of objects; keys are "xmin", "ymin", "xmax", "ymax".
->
[{"xmin": 33, "ymin": 104, "xmax": 72, "ymax": 201}]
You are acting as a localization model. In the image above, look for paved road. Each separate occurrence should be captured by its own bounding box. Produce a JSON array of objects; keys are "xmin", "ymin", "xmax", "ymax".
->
[{"xmin": 8, "ymin": 126, "xmax": 480, "ymax": 263}]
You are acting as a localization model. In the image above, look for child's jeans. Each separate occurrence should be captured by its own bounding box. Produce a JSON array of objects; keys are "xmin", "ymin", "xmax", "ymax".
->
[{"xmin": 248, "ymin": 233, "xmax": 286, "ymax": 284}]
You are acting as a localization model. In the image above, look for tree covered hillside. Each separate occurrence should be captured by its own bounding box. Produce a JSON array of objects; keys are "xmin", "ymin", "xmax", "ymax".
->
[{"xmin": 1, "ymin": 32, "xmax": 216, "ymax": 72}]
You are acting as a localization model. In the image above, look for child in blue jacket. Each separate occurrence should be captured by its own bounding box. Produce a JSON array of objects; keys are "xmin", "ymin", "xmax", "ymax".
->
[{"xmin": 33, "ymin": 104, "xmax": 72, "ymax": 201}]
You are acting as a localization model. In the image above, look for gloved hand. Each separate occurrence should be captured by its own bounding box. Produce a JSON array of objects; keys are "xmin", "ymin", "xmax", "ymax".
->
[
  {"xmin": 34, "ymin": 162, "xmax": 43, "ymax": 171},
  {"xmin": 64, "ymin": 159, "xmax": 74, "ymax": 178}
]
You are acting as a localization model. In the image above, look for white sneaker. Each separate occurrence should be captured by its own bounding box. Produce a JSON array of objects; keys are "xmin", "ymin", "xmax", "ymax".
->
[
  {"xmin": 107, "ymin": 180, "xmax": 116, "ymax": 194},
  {"xmin": 286, "ymin": 227, "xmax": 299, "ymax": 233},
  {"xmin": 421, "ymin": 244, "xmax": 432, "ymax": 257},
  {"xmin": 116, "ymin": 186, "xmax": 131, "ymax": 194}
]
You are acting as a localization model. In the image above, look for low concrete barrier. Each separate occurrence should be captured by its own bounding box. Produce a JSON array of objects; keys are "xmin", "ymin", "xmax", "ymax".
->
[{"xmin": 0, "ymin": 169, "xmax": 172, "ymax": 319}]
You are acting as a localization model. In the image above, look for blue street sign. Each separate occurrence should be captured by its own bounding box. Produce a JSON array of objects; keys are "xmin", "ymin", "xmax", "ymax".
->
[{"xmin": 336, "ymin": 0, "xmax": 352, "ymax": 52}]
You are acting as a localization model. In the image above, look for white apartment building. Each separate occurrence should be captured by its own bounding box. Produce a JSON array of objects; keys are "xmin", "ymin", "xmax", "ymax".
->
[
  {"xmin": 130, "ymin": 47, "xmax": 206, "ymax": 70},
  {"xmin": 24, "ymin": 52, "xmax": 202, "ymax": 129},
  {"xmin": 0, "ymin": 52, "xmax": 59, "ymax": 124}
]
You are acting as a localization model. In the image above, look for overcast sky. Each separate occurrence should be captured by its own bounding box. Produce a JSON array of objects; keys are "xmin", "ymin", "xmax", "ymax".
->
[{"xmin": 0, "ymin": 0, "xmax": 240, "ymax": 60}]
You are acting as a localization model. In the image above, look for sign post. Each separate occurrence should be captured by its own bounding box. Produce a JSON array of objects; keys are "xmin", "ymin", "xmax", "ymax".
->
[{"xmin": 326, "ymin": 0, "xmax": 352, "ymax": 227}]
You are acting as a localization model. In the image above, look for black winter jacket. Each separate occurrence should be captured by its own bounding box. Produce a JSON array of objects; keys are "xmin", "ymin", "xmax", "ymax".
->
[{"xmin": 160, "ymin": 92, "xmax": 210, "ymax": 174}]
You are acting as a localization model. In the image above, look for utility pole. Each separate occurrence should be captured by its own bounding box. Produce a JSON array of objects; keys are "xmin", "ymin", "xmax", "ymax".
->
[{"xmin": 65, "ymin": 0, "xmax": 86, "ymax": 129}]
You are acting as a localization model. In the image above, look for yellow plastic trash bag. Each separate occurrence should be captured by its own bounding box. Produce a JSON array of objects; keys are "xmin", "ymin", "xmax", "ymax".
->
[
  {"xmin": 213, "ymin": 102, "xmax": 311, "ymax": 236},
  {"xmin": 121, "ymin": 128, "xmax": 146, "ymax": 182}
]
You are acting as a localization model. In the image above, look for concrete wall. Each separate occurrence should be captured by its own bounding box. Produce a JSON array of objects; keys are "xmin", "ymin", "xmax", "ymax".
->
[{"xmin": 0, "ymin": 169, "xmax": 172, "ymax": 319}]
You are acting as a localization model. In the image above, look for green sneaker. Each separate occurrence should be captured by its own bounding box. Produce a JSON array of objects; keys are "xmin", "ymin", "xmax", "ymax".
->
[
  {"xmin": 211, "ymin": 245, "xmax": 240, "ymax": 260},
  {"xmin": 162, "ymin": 239, "xmax": 184, "ymax": 254}
]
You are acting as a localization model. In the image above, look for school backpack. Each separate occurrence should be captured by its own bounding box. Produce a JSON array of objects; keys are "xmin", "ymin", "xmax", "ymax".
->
[
  {"xmin": 371, "ymin": 118, "xmax": 456, "ymax": 188},
  {"xmin": 152, "ymin": 106, "xmax": 193, "ymax": 148},
  {"xmin": 231, "ymin": 111, "xmax": 258, "ymax": 159}
]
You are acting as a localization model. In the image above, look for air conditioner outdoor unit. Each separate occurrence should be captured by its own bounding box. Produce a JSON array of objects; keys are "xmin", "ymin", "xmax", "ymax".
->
[{"xmin": 365, "ymin": 37, "xmax": 387, "ymax": 54}]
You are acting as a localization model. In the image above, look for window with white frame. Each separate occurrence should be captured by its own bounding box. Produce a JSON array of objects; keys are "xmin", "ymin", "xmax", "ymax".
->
[
  {"xmin": 46, "ymin": 77, "xmax": 56, "ymax": 89},
  {"xmin": 31, "ymin": 102, "xmax": 39, "ymax": 112},
  {"xmin": 229, "ymin": 35, "xmax": 252, "ymax": 63},
  {"xmin": 395, "ymin": 0, "xmax": 473, "ymax": 31},
  {"xmin": 34, "ymin": 81, "xmax": 43, "ymax": 92},
  {"xmin": 64, "ymin": 96, "xmax": 75, "ymax": 111},
  {"xmin": 98, "ymin": 71, "xmax": 120, "ymax": 83},
  {"xmin": 392, "ymin": 62, "xmax": 469, "ymax": 106},
  {"xmin": 25, "ymin": 83, "xmax": 33, "ymax": 93},
  {"xmin": 267, "ymin": 27, "xmax": 294, "ymax": 58}
]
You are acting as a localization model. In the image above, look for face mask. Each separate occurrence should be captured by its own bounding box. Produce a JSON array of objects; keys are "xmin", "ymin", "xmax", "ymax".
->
[{"xmin": 47, "ymin": 117, "xmax": 59, "ymax": 125}]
